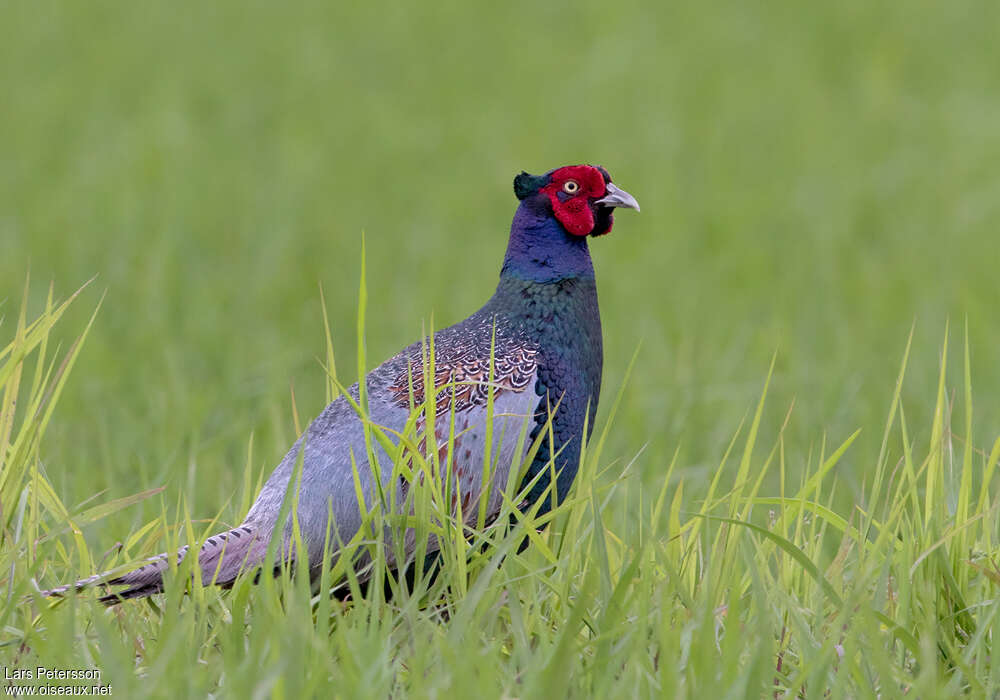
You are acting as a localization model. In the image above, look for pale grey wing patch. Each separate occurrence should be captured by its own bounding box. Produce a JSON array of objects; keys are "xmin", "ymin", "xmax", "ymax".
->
[
  {"xmin": 455, "ymin": 379, "xmax": 541, "ymax": 528},
  {"xmin": 392, "ymin": 368, "xmax": 541, "ymax": 563},
  {"xmin": 242, "ymin": 382, "xmax": 417, "ymax": 577}
]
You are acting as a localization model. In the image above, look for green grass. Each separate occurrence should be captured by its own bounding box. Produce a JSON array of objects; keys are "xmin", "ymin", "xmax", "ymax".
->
[
  {"xmin": 6, "ymin": 276, "xmax": 1000, "ymax": 697},
  {"xmin": 3, "ymin": 0, "xmax": 1000, "ymax": 696}
]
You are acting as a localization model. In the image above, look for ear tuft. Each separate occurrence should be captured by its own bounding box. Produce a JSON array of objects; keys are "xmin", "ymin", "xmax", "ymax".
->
[{"xmin": 514, "ymin": 171, "xmax": 549, "ymax": 200}]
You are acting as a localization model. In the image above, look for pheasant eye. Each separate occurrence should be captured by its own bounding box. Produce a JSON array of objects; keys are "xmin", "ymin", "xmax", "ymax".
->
[{"xmin": 562, "ymin": 180, "xmax": 580, "ymax": 194}]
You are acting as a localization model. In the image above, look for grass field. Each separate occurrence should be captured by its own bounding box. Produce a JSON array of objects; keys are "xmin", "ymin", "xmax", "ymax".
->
[{"xmin": 3, "ymin": 0, "xmax": 1000, "ymax": 696}]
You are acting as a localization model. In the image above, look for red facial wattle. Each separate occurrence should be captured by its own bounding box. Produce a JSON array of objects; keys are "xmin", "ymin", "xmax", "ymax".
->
[
  {"xmin": 540, "ymin": 165, "xmax": 611, "ymax": 237},
  {"xmin": 550, "ymin": 194, "xmax": 595, "ymax": 236}
]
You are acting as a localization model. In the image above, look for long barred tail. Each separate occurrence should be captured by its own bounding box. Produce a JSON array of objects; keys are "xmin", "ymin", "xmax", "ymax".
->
[{"xmin": 41, "ymin": 524, "xmax": 271, "ymax": 605}]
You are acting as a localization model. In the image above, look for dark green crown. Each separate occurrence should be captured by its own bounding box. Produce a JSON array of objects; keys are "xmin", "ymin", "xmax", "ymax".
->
[{"xmin": 513, "ymin": 171, "xmax": 550, "ymax": 200}]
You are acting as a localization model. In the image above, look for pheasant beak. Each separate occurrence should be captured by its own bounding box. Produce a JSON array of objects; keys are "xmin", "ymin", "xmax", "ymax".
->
[{"xmin": 596, "ymin": 183, "xmax": 640, "ymax": 212}]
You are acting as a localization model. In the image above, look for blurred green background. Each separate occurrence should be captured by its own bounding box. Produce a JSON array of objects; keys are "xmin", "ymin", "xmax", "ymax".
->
[{"xmin": 2, "ymin": 0, "xmax": 999, "ymax": 540}]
